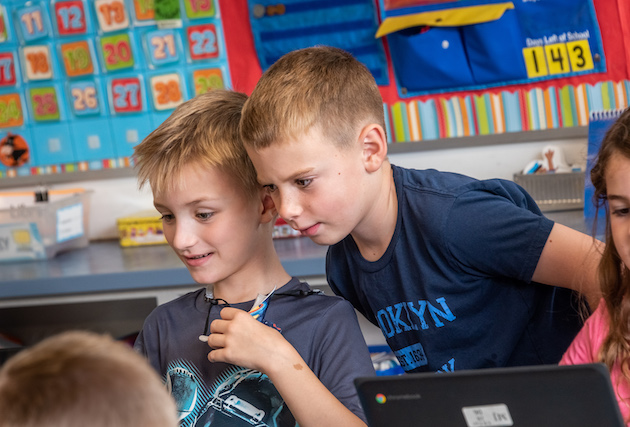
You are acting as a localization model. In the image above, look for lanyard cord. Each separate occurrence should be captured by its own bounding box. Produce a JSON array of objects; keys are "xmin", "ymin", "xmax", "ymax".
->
[
  {"xmin": 202, "ymin": 298, "xmax": 230, "ymax": 337},
  {"xmin": 201, "ymin": 289, "xmax": 323, "ymax": 336}
]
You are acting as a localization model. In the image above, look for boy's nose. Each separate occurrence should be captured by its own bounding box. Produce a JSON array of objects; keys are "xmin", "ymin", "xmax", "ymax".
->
[
  {"xmin": 276, "ymin": 192, "xmax": 302, "ymax": 221},
  {"xmin": 170, "ymin": 222, "xmax": 197, "ymax": 250}
]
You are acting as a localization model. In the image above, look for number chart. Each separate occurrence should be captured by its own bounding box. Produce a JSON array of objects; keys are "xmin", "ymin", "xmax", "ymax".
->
[{"xmin": 0, "ymin": 0, "xmax": 230, "ymax": 178}]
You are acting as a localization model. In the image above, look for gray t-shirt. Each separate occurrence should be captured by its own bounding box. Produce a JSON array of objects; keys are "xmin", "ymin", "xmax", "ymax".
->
[{"xmin": 135, "ymin": 277, "xmax": 375, "ymax": 426}]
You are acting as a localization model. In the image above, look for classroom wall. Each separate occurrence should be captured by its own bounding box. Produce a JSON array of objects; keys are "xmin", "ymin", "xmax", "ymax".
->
[{"xmin": 44, "ymin": 136, "xmax": 587, "ymax": 241}]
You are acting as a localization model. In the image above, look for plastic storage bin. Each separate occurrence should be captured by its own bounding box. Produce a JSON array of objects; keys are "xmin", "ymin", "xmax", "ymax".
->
[
  {"xmin": 0, "ymin": 190, "xmax": 91, "ymax": 262},
  {"xmin": 513, "ymin": 172, "xmax": 585, "ymax": 212}
]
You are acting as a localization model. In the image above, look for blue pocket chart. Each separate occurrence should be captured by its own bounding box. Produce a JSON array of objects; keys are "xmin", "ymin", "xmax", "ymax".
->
[
  {"xmin": 247, "ymin": 0, "xmax": 390, "ymax": 86},
  {"xmin": 377, "ymin": 0, "xmax": 606, "ymax": 97},
  {"xmin": 0, "ymin": 0, "xmax": 231, "ymax": 179}
]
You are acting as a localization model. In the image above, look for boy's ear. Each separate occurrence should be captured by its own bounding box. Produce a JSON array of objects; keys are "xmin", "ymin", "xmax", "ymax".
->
[
  {"xmin": 259, "ymin": 190, "xmax": 277, "ymax": 224},
  {"xmin": 359, "ymin": 124, "xmax": 388, "ymax": 173}
]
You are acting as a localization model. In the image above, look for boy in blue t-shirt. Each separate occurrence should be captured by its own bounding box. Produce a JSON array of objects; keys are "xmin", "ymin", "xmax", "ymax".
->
[
  {"xmin": 240, "ymin": 46, "xmax": 604, "ymax": 373},
  {"xmin": 133, "ymin": 89, "xmax": 374, "ymax": 426}
]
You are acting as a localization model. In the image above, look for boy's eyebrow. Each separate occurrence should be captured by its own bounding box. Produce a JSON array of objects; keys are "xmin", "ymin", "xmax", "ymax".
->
[
  {"xmin": 261, "ymin": 167, "xmax": 314, "ymax": 184},
  {"xmin": 153, "ymin": 198, "xmax": 218, "ymax": 209}
]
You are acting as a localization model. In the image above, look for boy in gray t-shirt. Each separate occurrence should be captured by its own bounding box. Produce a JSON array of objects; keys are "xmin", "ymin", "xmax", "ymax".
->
[{"xmin": 133, "ymin": 90, "xmax": 374, "ymax": 427}]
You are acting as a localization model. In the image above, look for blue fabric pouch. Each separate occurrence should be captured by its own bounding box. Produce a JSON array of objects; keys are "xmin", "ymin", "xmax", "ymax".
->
[{"xmin": 378, "ymin": 0, "xmax": 605, "ymax": 96}]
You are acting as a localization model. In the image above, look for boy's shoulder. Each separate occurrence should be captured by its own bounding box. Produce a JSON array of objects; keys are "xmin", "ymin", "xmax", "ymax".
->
[
  {"xmin": 275, "ymin": 278, "xmax": 357, "ymax": 314},
  {"xmin": 393, "ymin": 164, "xmax": 529, "ymax": 201}
]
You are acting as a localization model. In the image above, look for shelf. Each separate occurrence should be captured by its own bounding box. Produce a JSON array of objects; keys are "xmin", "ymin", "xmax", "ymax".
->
[{"xmin": 0, "ymin": 127, "xmax": 588, "ymax": 189}]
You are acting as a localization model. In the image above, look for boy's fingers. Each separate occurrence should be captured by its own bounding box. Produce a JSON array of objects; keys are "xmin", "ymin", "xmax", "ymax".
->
[
  {"xmin": 206, "ymin": 333, "xmax": 225, "ymax": 350},
  {"xmin": 219, "ymin": 307, "xmax": 246, "ymax": 320},
  {"xmin": 207, "ymin": 348, "xmax": 225, "ymax": 363},
  {"xmin": 209, "ymin": 318, "xmax": 229, "ymax": 334}
]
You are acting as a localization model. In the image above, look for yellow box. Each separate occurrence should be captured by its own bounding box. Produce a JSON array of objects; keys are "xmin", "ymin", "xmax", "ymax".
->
[{"xmin": 116, "ymin": 211, "xmax": 167, "ymax": 247}]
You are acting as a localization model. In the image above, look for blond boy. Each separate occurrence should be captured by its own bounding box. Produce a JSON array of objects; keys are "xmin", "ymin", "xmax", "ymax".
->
[
  {"xmin": 240, "ymin": 46, "xmax": 603, "ymax": 373},
  {"xmin": 0, "ymin": 330, "xmax": 178, "ymax": 427},
  {"xmin": 133, "ymin": 89, "xmax": 374, "ymax": 426}
]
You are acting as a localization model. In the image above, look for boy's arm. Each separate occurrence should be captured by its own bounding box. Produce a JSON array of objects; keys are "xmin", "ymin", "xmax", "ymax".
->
[
  {"xmin": 207, "ymin": 307, "xmax": 368, "ymax": 427},
  {"xmin": 531, "ymin": 223, "xmax": 603, "ymax": 310}
]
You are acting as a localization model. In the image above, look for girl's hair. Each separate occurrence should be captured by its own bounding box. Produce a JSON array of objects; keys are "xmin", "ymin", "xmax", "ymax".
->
[{"xmin": 591, "ymin": 108, "xmax": 630, "ymax": 377}]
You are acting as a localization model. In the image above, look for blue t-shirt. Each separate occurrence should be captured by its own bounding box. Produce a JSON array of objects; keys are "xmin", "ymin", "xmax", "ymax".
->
[
  {"xmin": 135, "ymin": 277, "xmax": 375, "ymax": 426},
  {"xmin": 327, "ymin": 165, "xmax": 584, "ymax": 373}
]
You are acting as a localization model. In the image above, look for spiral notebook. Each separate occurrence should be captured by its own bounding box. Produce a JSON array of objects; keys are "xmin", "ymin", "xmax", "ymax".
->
[{"xmin": 355, "ymin": 363, "xmax": 624, "ymax": 427}]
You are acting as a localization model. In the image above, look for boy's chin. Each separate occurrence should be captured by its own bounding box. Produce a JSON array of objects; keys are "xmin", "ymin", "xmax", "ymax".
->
[{"xmin": 307, "ymin": 232, "xmax": 345, "ymax": 246}]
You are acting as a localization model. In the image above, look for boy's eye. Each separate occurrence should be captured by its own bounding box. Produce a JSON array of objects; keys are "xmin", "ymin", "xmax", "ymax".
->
[
  {"xmin": 197, "ymin": 212, "xmax": 214, "ymax": 220},
  {"xmin": 264, "ymin": 184, "xmax": 277, "ymax": 192},
  {"xmin": 296, "ymin": 178, "xmax": 312, "ymax": 188}
]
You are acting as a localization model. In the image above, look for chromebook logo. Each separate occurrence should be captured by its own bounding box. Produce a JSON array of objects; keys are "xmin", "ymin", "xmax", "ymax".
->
[{"xmin": 375, "ymin": 393, "xmax": 386, "ymax": 404}]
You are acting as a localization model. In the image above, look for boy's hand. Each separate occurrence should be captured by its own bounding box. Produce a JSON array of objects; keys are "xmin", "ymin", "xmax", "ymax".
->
[{"xmin": 206, "ymin": 307, "xmax": 295, "ymax": 374}]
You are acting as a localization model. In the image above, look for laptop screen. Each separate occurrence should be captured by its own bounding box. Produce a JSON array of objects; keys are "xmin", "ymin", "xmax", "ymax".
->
[{"xmin": 355, "ymin": 363, "xmax": 624, "ymax": 427}]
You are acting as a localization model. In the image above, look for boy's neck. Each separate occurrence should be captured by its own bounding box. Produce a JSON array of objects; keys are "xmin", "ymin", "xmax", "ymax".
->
[
  {"xmin": 211, "ymin": 245, "xmax": 292, "ymax": 303},
  {"xmin": 351, "ymin": 161, "xmax": 398, "ymax": 262}
]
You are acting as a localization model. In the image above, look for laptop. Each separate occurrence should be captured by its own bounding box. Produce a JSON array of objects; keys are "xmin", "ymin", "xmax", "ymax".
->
[{"xmin": 355, "ymin": 363, "xmax": 625, "ymax": 427}]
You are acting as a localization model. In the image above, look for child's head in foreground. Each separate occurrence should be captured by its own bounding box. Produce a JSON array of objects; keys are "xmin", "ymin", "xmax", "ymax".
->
[
  {"xmin": 0, "ymin": 331, "xmax": 177, "ymax": 427},
  {"xmin": 589, "ymin": 107, "xmax": 630, "ymax": 369},
  {"xmin": 240, "ymin": 46, "xmax": 389, "ymax": 246},
  {"xmin": 134, "ymin": 90, "xmax": 275, "ymax": 286}
]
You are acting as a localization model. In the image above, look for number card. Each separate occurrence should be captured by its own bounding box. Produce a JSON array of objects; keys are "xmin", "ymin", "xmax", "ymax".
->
[
  {"xmin": 15, "ymin": 4, "xmax": 50, "ymax": 42},
  {"xmin": 111, "ymin": 77, "xmax": 143, "ymax": 113},
  {"xmin": 145, "ymin": 29, "xmax": 180, "ymax": 66},
  {"xmin": 184, "ymin": 0, "xmax": 215, "ymax": 20},
  {"xmin": 132, "ymin": 0, "xmax": 155, "ymax": 23},
  {"xmin": 22, "ymin": 45, "xmax": 53, "ymax": 81},
  {"xmin": 192, "ymin": 68, "xmax": 223, "ymax": 95},
  {"xmin": 187, "ymin": 24, "xmax": 219, "ymax": 61},
  {"xmin": 0, "ymin": 94, "xmax": 24, "ymax": 128},
  {"xmin": 95, "ymin": 0, "xmax": 130, "ymax": 33},
  {"xmin": 100, "ymin": 33, "xmax": 135, "ymax": 71},
  {"xmin": 60, "ymin": 41, "xmax": 94, "ymax": 77},
  {"xmin": 544, "ymin": 43, "xmax": 571, "ymax": 75},
  {"xmin": 523, "ymin": 38, "xmax": 596, "ymax": 79},
  {"xmin": 150, "ymin": 73, "xmax": 183, "ymax": 110},
  {"xmin": 69, "ymin": 81, "xmax": 100, "ymax": 116},
  {"xmin": 0, "ymin": 7, "xmax": 8, "ymax": 43},
  {"xmin": 30, "ymin": 86, "xmax": 61, "ymax": 121},
  {"xmin": 54, "ymin": 0, "xmax": 87, "ymax": 36},
  {"xmin": 0, "ymin": 52, "xmax": 17, "ymax": 87},
  {"xmin": 567, "ymin": 39, "xmax": 594, "ymax": 72}
]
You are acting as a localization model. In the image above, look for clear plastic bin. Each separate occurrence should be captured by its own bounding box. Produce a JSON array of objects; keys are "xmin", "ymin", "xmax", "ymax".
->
[
  {"xmin": 513, "ymin": 172, "xmax": 584, "ymax": 212},
  {"xmin": 0, "ymin": 189, "xmax": 91, "ymax": 262}
]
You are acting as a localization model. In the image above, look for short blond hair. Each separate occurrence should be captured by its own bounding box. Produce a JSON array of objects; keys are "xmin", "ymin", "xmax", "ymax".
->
[
  {"xmin": 240, "ymin": 45, "xmax": 385, "ymax": 150},
  {"xmin": 0, "ymin": 331, "xmax": 177, "ymax": 427},
  {"xmin": 135, "ymin": 90, "xmax": 258, "ymax": 196}
]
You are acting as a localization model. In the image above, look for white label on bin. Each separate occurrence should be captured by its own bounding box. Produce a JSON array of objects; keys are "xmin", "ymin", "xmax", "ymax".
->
[
  {"xmin": 462, "ymin": 404, "xmax": 513, "ymax": 426},
  {"xmin": 57, "ymin": 203, "xmax": 84, "ymax": 243},
  {"xmin": 0, "ymin": 222, "xmax": 45, "ymax": 260}
]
